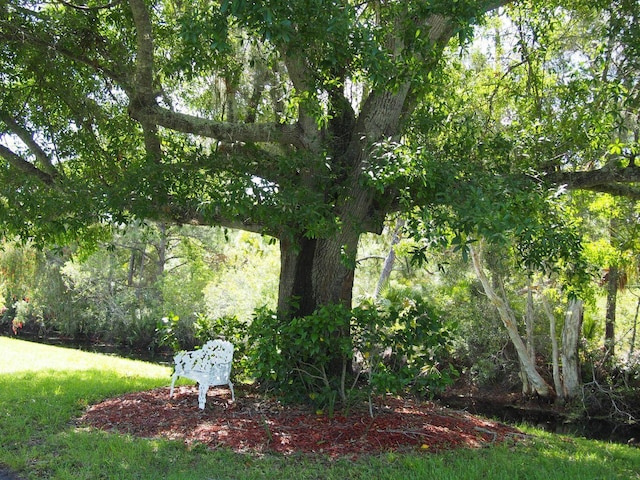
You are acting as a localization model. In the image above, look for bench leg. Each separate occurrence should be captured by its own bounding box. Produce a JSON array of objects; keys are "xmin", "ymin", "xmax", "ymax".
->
[
  {"xmin": 198, "ymin": 383, "xmax": 209, "ymax": 410},
  {"xmin": 228, "ymin": 381, "xmax": 235, "ymax": 401},
  {"xmin": 169, "ymin": 374, "xmax": 178, "ymax": 399}
]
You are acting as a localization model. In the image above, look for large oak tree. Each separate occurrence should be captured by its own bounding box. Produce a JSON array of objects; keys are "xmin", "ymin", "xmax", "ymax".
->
[{"xmin": 0, "ymin": 0, "xmax": 509, "ymax": 311}]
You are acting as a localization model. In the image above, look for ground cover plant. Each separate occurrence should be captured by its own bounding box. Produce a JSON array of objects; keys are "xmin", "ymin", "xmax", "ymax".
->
[{"xmin": 1, "ymin": 337, "xmax": 640, "ymax": 479}]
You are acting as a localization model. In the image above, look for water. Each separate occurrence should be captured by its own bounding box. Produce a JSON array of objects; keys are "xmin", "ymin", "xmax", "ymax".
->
[{"xmin": 442, "ymin": 395, "xmax": 640, "ymax": 445}]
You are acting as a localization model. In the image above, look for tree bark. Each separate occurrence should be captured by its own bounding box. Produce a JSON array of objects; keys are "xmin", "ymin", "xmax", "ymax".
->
[
  {"xmin": 605, "ymin": 264, "xmax": 619, "ymax": 360},
  {"xmin": 277, "ymin": 233, "xmax": 358, "ymax": 377},
  {"xmin": 561, "ymin": 299, "xmax": 583, "ymax": 399},
  {"xmin": 278, "ymin": 233, "xmax": 358, "ymax": 318},
  {"xmin": 470, "ymin": 242, "xmax": 553, "ymax": 398},
  {"xmin": 541, "ymin": 291, "xmax": 564, "ymax": 402},
  {"xmin": 127, "ymin": 249, "xmax": 136, "ymax": 288},
  {"xmin": 521, "ymin": 279, "xmax": 536, "ymax": 395},
  {"xmin": 628, "ymin": 294, "xmax": 640, "ymax": 364},
  {"xmin": 525, "ymin": 278, "xmax": 536, "ymax": 368},
  {"xmin": 546, "ymin": 166, "xmax": 640, "ymax": 199}
]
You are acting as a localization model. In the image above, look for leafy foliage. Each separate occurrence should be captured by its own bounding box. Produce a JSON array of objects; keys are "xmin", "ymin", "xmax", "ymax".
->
[{"xmin": 248, "ymin": 294, "xmax": 456, "ymax": 410}]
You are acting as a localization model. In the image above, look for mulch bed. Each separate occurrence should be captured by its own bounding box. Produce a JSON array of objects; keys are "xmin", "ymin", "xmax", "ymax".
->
[{"xmin": 78, "ymin": 385, "xmax": 525, "ymax": 459}]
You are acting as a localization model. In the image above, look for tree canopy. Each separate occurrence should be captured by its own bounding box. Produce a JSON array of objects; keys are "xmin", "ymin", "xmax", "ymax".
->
[{"xmin": 1, "ymin": 0, "xmax": 639, "ymax": 317}]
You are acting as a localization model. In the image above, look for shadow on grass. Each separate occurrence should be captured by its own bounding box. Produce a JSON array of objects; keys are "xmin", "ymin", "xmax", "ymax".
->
[{"xmin": 0, "ymin": 369, "xmax": 168, "ymax": 473}]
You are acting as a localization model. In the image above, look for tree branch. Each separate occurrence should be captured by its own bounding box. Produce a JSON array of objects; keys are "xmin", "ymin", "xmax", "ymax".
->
[
  {"xmin": 281, "ymin": 52, "xmax": 323, "ymax": 152},
  {"xmin": 0, "ymin": 144, "xmax": 56, "ymax": 186},
  {"xmin": 127, "ymin": 0, "xmax": 304, "ymax": 150},
  {"xmin": 0, "ymin": 14, "xmax": 129, "ymax": 88},
  {"xmin": 0, "ymin": 112, "xmax": 59, "ymax": 178},
  {"xmin": 58, "ymin": 0, "xmax": 122, "ymax": 11},
  {"xmin": 128, "ymin": 0, "xmax": 155, "ymax": 104},
  {"xmin": 130, "ymin": 104, "xmax": 302, "ymax": 146},
  {"xmin": 546, "ymin": 166, "xmax": 640, "ymax": 200},
  {"xmin": 155, "ymin": 201, "xmax": 266, "ymax": 235}
]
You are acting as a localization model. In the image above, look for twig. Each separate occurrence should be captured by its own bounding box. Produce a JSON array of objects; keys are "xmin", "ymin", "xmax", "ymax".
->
[
  {"xmin": 260, "ymin": 415, "xmax": 273, "ymax": 448},
  {"xmin": 59, "ymin": 0, "xmax": 122, "ymax": 10},
  {"xmin": 376, "ymin": 428, "xmax": 438, "ymax": 439},
  {"xmin": 581, "ymin": 375, "xmax": 638, "ymax": 426},
  {"xmin": 474, "ymin": 426, "xmax": 498, "ymax": 444}
]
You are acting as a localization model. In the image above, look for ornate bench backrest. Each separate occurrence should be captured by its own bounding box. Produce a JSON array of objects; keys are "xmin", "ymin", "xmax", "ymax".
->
[
  {"xmin": 199, "ymin": 340, "xmax": 233, "ymax": 380},
  {"xmin": 174, "ymin": 339, "xmax": 233, "ymax": 374}
]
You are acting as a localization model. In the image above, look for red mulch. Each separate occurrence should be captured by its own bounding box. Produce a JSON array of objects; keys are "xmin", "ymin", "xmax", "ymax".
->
[{"xmin": 78, "ymin": 385, "xmax": 524, "ymax": 459}]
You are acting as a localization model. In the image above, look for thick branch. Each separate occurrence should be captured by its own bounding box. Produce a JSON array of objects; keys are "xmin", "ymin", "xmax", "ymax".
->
[
  {"xmin": 282, "ymin": 52, "xmax": 323, "ymax": 152},
  {"xmin": 129, "ymin": 105, "xmax": 302, "ymax": 146},
  {"xmin": 156, "ymin": 201, "xmax": 265, "ymax": 235},
  {"xmin": 126, "ymin": 0, "xmax": 164, "ymax": 162},
  {"xmin": 546, "ymin": 166, "xmax": 640, "ymax": 200},
  {"xmin": 0, "ymin": 144, "xmax": 55, "ymax": 185},
  {"xmin": 0, "ymin": 112, "xmax": 58, "ymax": 178},
  {"xmin": 128, "ymin": 0, "xmax": 155, "ymax": 104},
  {"xmin": 127, "ymin": 0, "xmax": 305, "ymax": 149}
]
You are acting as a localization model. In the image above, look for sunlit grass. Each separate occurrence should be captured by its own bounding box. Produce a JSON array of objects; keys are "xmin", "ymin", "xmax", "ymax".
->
[
  {"xmin": 1, "ymin": 337, "xmax": 640, "ymax": 479},
  {"xmin": 2, "ymin": 336, "xmax": 170, "ymax": 375}
]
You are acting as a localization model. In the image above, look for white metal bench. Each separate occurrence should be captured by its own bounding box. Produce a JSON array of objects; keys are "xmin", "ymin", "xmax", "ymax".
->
[{"xmin": 169, "ymin": 339, "xmax": 235, "ymax": 409}]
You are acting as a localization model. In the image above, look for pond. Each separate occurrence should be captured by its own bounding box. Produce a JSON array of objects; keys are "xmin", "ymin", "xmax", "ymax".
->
[{"xmin": 440, "ymin": 393, "xmax": 640, "ymax": 446}]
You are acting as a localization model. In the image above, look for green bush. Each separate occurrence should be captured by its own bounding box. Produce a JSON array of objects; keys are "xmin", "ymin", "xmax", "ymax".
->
[
  {"xmin": 354, "ymin": 296, "xmax": 458, "ymax": 399},
  {"xmin": 247, "ymin": 303, "xmax": 352, "ymax": 407},
  {"xmin": 248, "ymin": 296, "xmax": 457, "ymax": 412}
]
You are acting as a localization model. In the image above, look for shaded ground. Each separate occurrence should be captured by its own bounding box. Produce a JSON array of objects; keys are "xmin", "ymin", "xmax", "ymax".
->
[
  {"xmin": 0, "ymin": 469, "xmax": 23, "ymax": 480},
  {"xmin": 79, "ymin": 385, "xmax": 524, "ymax": 458}
]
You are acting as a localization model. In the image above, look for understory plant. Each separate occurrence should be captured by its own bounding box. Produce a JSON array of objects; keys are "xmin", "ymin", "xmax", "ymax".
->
[{"xmin": 248, "ymin": 295, "xmax": 457, "ymax": 413}]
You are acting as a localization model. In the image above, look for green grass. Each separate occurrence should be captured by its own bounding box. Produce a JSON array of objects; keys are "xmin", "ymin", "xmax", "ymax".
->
[{"xmin": 1, "ymin": 337, "xmax": 639, "ymax": 479}]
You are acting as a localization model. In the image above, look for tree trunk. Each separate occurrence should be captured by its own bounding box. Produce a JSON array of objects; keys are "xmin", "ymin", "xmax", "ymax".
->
[
  {"xmin": 605, "ymin": 264, "xmax": 619, "ymax": 360},
  {"xmin": 278, "ymin": 234, "xmax": 358, "ymax": 317},
  {"xmin": 156, "ymin": 222, "xmax": 167, "ymax": 278},
  {"xmin": 127, "ymin": 249, "xmax": 136, "ymax": 287},
  {"xmin": 278, "ymin": 232, "xmax": 359, "ymax": 376},
  {"xmin": 470, "ymin": 242, "xmax": 553, "ymax": 398},
  {"xmin": 374, "ymin": 219, "xmax": 405, "ymax": 299},
  {"xmin": 628, "ymin": 294, "xmax": 640, "ymax": 364},
  {"xmin": 525, "ymin": 278, "xmax": 536, "ymax": 372},
  {"xmin": 541, "ymin": 291, "xmax": 564, "ymax": 402},
  {"xmin": 561, "ymin": 299, "xmax": 583, "ymax": 399},
  {"xmin": 520, "ymin": 280, "xmax": 537, "ymax": 395}
]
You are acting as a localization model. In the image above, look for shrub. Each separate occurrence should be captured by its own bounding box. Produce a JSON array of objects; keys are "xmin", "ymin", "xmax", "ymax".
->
[
  {"xmin": 248, "ymin": 296, "xmax": 457, "ymax": 413},
  {"xmin": 354, "ymin": 296, "xmax": 458, "ymax": 399},
  {"xmin": 248, "ymin": 302, "xmax": 355, "ymax": 409}
]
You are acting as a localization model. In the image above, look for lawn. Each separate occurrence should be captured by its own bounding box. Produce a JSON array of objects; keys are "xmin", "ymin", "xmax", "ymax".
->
[{"xmin": 1, "ymin": 336, "xmax": 639, "ymax": 479}]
